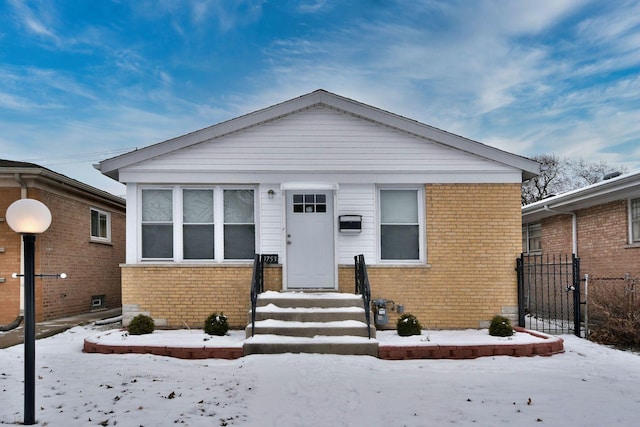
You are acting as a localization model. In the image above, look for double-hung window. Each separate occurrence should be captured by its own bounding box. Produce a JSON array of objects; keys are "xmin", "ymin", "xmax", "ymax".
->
[
  {"xmin": 631, "ymin": 198, "xmax": 640, "ymax": 243},
  {"xmin": 183, "ymin": 189, "xmax": 215, "ymax": 259},
  {"xmin": 379, "ymin": 188, "xmax": 421, "ymax": 261},
  {"xmin": 141, "ymin": 187, "xmax": 255, "ymax": 261},
  {"xmin": 90, "ymin": 207, "xmax": 110, "ymax": 242},
  {"xmin": 223, "ymin": 189, "xmax": 255, "ymax": 259},
  {"xmin": 141, "ymin": 189, "xmax": 174, "ymax": 259},
  {"xmin": 522, "ymin": 223, "xmax": 542, "ymax": 254}
]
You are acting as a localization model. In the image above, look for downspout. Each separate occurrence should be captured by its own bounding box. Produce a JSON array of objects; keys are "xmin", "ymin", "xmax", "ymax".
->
[
  {"xmin": 544, "ymin": 205, "xmax": 577, "ymax": 255},
  {"xmin": 14, "ymin": 173, "xmax": 27, "ymax": 199}
]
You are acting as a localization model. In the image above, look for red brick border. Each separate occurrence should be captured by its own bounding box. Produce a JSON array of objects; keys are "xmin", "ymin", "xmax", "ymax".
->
[
  {"xmin": 84, "ymin": 327, "xmax": 563, "ymax": 360},
  {"xmin": 378, "ymin": 327, "xmax": 564, "ymax": 360},
  {"xmin": 83, "ymin": 341, "xmax": 244, "ymax": 360}
]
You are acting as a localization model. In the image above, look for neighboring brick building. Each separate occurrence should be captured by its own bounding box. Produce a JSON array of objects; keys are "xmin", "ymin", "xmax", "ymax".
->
[
  {"xmin": 522, "ymin": 171, "xmax": 640, "ymax": 279},
  {"xmin": 0, "ymin": 160, "xmax": 125, "ymax": 324},
  {"xmin": 98, "ymin": 89, "xmax": 540, "ymax": 329}
]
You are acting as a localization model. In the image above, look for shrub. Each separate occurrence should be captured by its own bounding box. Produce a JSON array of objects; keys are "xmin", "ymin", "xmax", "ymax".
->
[
  {"xmin": 588, "ymin": 278, "xmax": 640, "ymax": 351},
  {"xmin": 127, "ymin": 314, "xmax": 155, "ymax": 335},
  {"xmin": 489, "ymin": 315, "xmax": 513, "ymax": 337},
  {"xmin": 396, "ymin": 313, "xmax": 422, "ymax": 336},
  {"xmin": 204, "ymin": 312, "xmax": 229, "ymax": 336}
]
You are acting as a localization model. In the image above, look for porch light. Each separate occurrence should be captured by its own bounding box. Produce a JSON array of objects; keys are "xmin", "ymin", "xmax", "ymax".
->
[{"xmin": 5, "ymin": 198, "xmax": 52, "ymax": 425}]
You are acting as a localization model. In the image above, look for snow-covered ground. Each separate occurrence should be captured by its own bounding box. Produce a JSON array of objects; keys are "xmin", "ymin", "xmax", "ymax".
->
[{"xmin": 1, "ymin": 325, "xmax": 639, "ymax": 426}]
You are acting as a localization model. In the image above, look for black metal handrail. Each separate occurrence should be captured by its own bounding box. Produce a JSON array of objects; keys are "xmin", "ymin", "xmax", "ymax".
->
[
  {"xmin": 354, "ymin": 254, "xmax": 372, "ymax": 339},
  {"xmin": 250, "ymin": 254, "xmax": 264, "ymax": 337}
]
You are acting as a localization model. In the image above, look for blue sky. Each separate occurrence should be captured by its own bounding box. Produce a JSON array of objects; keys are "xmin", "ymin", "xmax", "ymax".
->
[{"xmin": 1, "ymin": 0, "xmax": 639, "ymax": 196}]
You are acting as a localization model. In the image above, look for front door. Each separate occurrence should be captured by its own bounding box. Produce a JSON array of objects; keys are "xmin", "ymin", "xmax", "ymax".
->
[{"xmin": 286, "ymin": 191, "xmax": 335, "ymax": 289}]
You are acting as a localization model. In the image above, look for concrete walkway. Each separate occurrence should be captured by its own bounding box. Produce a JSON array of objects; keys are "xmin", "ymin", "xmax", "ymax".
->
[{"xmin": 0, "ymin": 307, "xmax": 122, "ymax": 349}]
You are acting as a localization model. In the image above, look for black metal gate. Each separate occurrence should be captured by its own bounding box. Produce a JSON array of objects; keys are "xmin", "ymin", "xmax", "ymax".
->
[{"xmin": 516, "ymin": 253, "xmax": 582, "ymax": 336}]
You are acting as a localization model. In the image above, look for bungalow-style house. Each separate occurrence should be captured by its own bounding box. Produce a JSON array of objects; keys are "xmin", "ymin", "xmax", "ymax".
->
[
  {"xmin": 0, "ymin": 160, "xmax": 126, "ymax": 325},
  {"xmin": 98, "ymin": 89, "xmax": 540, "ymax": 330},
  {"xmin": 522, "ymin": 171, "xmax": 640, "ymax": 279}
]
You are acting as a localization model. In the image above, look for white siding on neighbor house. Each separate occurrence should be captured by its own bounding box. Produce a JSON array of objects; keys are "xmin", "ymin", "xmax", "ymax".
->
[
  {"xmin": 119, "ymin": 107, "xmax": 521, "ymax": 185},
  {"xmin": 337, "ymin": 184, "xmax": 376, "ymax": 264}
]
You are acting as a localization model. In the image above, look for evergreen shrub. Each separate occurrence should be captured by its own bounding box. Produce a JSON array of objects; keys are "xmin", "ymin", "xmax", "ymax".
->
[
  {"xmin": 396, "ymin": 313, "xmax": 422, "ymax": 336},
  {"xmin": 128, "ymin": 314, "xmax": 155, "ymax": 335}
]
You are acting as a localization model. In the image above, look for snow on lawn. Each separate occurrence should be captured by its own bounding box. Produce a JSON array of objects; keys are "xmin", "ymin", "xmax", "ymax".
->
[{"xmin": 1, "ymin": 325, "xmax": 639, "ymax": 426}]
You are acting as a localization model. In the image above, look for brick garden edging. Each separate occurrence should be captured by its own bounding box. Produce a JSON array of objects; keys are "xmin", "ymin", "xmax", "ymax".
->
[
  {"xmin": 378, "ymin": 327, "xmax": 564, "ymax": 360},
  {"xmin": 82, "ymin": 341, "xmax": 244, "ymax": 360},
  {"xmin": 84, "ymin": 327, "xmax": 563, "ymax": 360}
]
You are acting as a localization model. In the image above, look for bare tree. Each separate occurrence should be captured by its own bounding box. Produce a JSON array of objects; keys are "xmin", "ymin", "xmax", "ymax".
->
[{"xmin": 522, "ymin": 155, "xmax": 626, "ymax": 205}]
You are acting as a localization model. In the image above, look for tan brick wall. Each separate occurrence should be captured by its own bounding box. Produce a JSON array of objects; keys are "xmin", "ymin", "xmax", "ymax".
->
[
  {"xmin": 122, "ymin": 183, "xmax": 522, "ymax": 330},
  {"xmin": 340, "ymin": 183, "xmax": 522, "ymax": 329},
  {"xmin": 121, "ymin": 264, "xmax": 282, "ymax": 329}
]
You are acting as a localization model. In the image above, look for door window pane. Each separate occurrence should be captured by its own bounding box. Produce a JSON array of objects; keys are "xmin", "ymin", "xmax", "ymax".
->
[
  {"xmin": 292, "ymin": 193, "xmax": 327, "ymax": 214},
  {"xmin": 380, "ymin": 189, "xmax": 419, "ymax": 260}
]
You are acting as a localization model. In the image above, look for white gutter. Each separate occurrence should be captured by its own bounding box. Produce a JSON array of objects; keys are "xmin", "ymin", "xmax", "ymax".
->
[{"xmin": 544, "ymin": 205, "xmax": 577, "ymax": 255}]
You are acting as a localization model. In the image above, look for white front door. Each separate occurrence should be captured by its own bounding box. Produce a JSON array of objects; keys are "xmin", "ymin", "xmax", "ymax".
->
[{"xmin": 285, "ymin": 191, "xmax": 335, "ymax": 289}]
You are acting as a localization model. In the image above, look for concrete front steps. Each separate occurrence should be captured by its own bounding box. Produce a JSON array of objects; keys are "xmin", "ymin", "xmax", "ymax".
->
[{"xmin": 244, "ymin": 291, "xmax": 378, "ymax": 356}]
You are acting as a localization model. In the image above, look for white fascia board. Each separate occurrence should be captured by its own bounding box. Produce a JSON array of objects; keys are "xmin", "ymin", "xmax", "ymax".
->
[
  {"xmin": 119, "ymin": 169, "xmax": 523, "ymax": 185},
  {"xmin": 99, "ymin": 90, "xmax": 540, "ymax": 183}
]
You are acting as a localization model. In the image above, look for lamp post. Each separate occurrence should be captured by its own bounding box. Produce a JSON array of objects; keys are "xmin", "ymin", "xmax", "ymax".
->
[{"xmin": 5, "ymin": 198, "xmax": 52, "ymax": 426}]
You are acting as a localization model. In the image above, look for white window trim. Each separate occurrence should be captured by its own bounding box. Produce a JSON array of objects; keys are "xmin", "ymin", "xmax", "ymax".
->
[
  {"xmin": 629, "ymin": 198, "xmax": 640, "ymax": 244},
  {"xmin": 138, "ymin": 185, "xmax": 258, "ymax": 263},
  {"xmin": 90, "ymin": 207, "xmax": 111, "ymax": 243},
  {"xmin": 376, "ymin": 186, "xmax": 425, "ymax": 264},
  {"xmin": 522, "ymin": 223, "xmax": 542, "ymax": 254}
]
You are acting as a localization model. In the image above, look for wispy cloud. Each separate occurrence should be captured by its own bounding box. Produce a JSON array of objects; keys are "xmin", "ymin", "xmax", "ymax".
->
[{"xmin": 9, "ymin": 0, "xmax": 61, "ymax": 44}]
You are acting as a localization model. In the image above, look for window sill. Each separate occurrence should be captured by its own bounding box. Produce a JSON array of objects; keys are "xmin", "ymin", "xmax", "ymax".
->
[
  {"xmin": 340, "ymin": 263, "xmax": 432, "ymax": 269},
  {"xmin": 624, "ymin": 243, "xmax": 640, "ymax": 249},
  {"xmin": 89, "ymin": 239, "xmax": 113, "ymax": 246}
]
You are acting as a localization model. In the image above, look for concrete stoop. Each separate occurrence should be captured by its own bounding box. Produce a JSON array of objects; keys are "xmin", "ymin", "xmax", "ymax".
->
[{"xmin": 244, "ymin": 292, "xmax": 378, "ymax": 356}]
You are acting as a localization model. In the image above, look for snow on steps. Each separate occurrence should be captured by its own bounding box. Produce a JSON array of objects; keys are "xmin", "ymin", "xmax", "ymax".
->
[{"xmin": 244, "ymin": 291, "xmax": 378, "ymax": 356}]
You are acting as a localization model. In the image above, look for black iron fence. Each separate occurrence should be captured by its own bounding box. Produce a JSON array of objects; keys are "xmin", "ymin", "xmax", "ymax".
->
[
  {"xmin": 249, "ymin": 254, "xmax": 265, "ymax": 337},
  {"xmin": 516, "ymin": 253, "xmax": 582, "ymax": 336},
  {"xmin": 354, "ymin": 254, "xmax": 373, "ymax": 339}
]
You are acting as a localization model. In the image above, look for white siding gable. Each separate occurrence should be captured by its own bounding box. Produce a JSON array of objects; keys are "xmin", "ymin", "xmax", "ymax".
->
[{"xmin": 120, "ymin": 107, "xmax": 521, "ymax": 185}]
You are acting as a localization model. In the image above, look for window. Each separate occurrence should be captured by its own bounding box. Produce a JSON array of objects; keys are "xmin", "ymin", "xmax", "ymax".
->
[
  {"xmin": 522, "ymin": 223, "xmax": 542, "ymax": 253},
  {"xmin": 292, "ymin": 194, "xmax": 327, "ymax": 213},
  {"xmin": 183, "ymin": 189, "xmax": 214, "ymax": 259},
  {"xmin": 142, "ymin": 189, "xmax": 174, "ymax": 259},
  {"xmin": 631, "ymin": 199, "xmax": 640, "ymax": 243},
  {"xmin": 379, "ymin": 189, "xmax": 420, "ymax": 260},
  {"xmin": 224, "ymin": 189, "xmax": 255, "ymax": 259},
  {"xmin": 90, "ymin": 208, "xmax": 110, "ymax": 241},
  {"xmin": 140, "ymin": 186, "xmax": 256, "ymax": 261}
]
